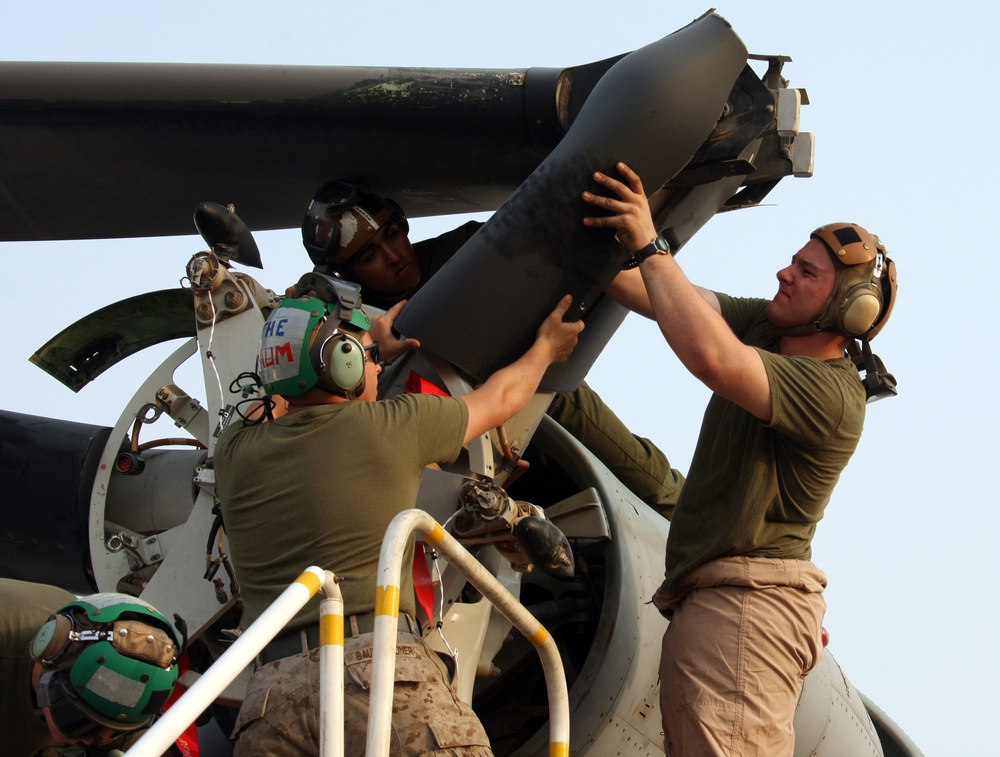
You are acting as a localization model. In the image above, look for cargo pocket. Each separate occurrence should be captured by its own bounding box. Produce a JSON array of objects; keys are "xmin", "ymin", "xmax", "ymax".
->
[
  {"xmin": 231, "ymin": 677, "xmax": 271, "ymax": 740},
  {"xmin": 392, "ymin": 644, "xmax": 492, "ymax": 750},
  {"xmin": 231, "ymin": 657, "xmax": 315, "ymax": 743}
]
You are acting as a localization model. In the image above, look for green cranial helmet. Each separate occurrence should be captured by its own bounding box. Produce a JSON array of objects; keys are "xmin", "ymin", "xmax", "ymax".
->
[
  {"xmin": 257, "ymin": 276, "xmax": 372, "ymax": 399},
  {"xmin": 30, "ymin": 593, "xmax": 182, "ymax": 732}
]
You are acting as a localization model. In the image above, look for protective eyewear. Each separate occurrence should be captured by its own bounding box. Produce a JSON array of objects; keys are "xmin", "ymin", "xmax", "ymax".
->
[{"xmin": 302, "ymin": 181, "xmax": 361, "ymax": 262}]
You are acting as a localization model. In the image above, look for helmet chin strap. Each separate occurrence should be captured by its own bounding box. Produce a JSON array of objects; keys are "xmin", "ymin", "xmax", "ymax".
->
[
  {"xmin": 847, "ymin": 338, "xmax": 898, "ymax": 402},
  {"xmin": 769, "ymin": 318, "xmax": 827, "ymax": 338},
  {"xmin": 769, "ymin": 319, "xmax": 898, "ymax": 404}
]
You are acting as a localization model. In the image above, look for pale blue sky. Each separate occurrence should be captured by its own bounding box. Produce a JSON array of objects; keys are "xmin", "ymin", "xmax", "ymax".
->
[{"xmin": 3, "ymin": 2, "xmax": 995, "ymax": 753}]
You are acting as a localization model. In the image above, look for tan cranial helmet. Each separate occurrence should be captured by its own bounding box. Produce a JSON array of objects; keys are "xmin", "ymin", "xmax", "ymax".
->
[{"xmin": 809, "ymin": 222, "xmax": 897, "ymax": 339}]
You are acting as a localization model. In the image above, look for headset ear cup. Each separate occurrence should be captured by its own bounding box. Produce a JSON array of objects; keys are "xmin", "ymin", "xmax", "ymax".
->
[
  {"xmin": 839, "ymin": 285, "xmax": 882, "ymax": 337},
  {"xmin": 31, "ymin": 614, "xmax": 73, "ymax": 663},
  {"xmin": 322, "ymin": 335, "xmax": 366, "ymax": 394}
]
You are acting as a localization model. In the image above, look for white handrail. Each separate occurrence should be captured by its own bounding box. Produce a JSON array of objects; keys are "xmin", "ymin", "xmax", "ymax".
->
[
  {"xmin": 124, "ymin": 566, "xmax": 344, "ymax": 757},
  {"xmin": 319, "ymin": 582, "xmax": 346, "ymax": 757},
  {"xmin": 366, "ymin": 509, "xmax": 571, "ymax": 757},
  {"xmin": 125, "ymin": 512, "xmax": 571, "ymax": 757}
]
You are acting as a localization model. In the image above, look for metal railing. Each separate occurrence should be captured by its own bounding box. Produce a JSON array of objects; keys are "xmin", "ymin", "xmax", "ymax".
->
[
  {"xmin": 124, "ymin": 509, "xmax": 571, "ymax": 756},
  {"xmin": 124, "ymin": 567, "xmax": 344, "ymax": 757},
  {"xmin": 367, "ymin": 509, "xmax": 570, "ymax": 757}
]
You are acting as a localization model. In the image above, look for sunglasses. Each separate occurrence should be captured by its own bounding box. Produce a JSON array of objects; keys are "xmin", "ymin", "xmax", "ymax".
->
[{"xmin": 364, "ymin": 341, "xmax": 381, "ymax": 366}]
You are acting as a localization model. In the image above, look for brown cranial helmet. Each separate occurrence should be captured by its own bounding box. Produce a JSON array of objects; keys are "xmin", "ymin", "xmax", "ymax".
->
[
  {"xmin": 809, "ymin": 222, "xmax": 897, "ymax": 339},
  {"xmin": 301, "ymin": 181, "xmax": 408, "ymax": 268}
]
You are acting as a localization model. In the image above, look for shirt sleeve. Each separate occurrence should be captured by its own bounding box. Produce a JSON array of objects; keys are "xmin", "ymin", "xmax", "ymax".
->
[
  {"xmin": 715, "ymin": 293, "xmax": 772, "ymax": 340},
  {"xmin": 757, "ymin": 349, "xmax": 863, "ymax": 448}
]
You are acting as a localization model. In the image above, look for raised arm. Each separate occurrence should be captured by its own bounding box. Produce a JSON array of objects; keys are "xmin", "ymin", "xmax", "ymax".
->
[
  {"xmin": 583, "ymin": 163, "xmax": 772, "ymax": 421},
  {"xmin": 607, "ymin": 267, "xmax": 721, "ymax": 319},
  {"xmin": 369, "ymin": 299, "xmax": 421, "ymax": 362},
  {"xmin": 461, "ymin": 295, "xmax": 585, "ymax": 442}
]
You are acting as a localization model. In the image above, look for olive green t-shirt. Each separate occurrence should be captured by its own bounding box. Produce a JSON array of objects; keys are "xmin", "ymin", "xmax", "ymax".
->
[
  {"xmin": 215, "ymin": 393, "xmax": 469, "ymax": 630},
  {"xmin": 662, "ymin": 295, "xmax": 866, "ymax": 592},
  {"xmin": 0, "ymin": 578, "xmax": 76, "ymax": 757}
]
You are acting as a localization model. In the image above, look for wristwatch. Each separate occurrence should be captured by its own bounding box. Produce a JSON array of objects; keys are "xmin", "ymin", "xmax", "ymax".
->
[{"xmin": 622, "ymin": 235, "xmax": 671, "ymax": 269}]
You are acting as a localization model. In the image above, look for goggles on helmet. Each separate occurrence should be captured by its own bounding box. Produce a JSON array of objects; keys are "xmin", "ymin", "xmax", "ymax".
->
[
  {"xmin": 302, "ymin": 181, "xmax": 360, "ymax": 266},
  {"xmin": 301, "ymin": 181, "xmax": 400, "ymax": 267}
]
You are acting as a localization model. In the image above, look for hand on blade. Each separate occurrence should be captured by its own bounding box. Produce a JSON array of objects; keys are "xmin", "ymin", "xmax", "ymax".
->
[{"xmin": 581, "ymin": 162, "xmax": 658, "ymax": 253}]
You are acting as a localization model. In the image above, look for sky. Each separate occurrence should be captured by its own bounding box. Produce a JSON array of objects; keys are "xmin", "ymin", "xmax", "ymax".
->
[{"xmin": 2, "ymin": 2, "xmax": 995, "ymax": 753}]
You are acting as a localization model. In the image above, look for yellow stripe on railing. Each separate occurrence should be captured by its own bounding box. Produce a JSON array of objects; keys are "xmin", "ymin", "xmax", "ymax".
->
[
  {"xmin": 295, "ymin": 569, "xmax": 322, "ymax": 596},
  {"xmin": 374, "ymin": 585, "xmax": 400, "ymax": 617},
  {"xmin": 424, "ymin": 523, "xmax": 446, "ymax": 545},
  {"xmin": 320, "ymin": 613, "xmax": 344, "ymax": 647},
  {"xmin": 528, "ymin": 626, "xmax": 550, "ymax": 646}
]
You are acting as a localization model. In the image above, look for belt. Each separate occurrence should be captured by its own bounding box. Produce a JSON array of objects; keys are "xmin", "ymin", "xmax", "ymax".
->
[{"xmin": 258, "ymin": 613, "xmax": 415, "ymax": 666}]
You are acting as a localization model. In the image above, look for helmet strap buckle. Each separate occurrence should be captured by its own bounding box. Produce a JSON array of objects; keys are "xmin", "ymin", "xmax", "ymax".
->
[
  {"xmin": 68, "ymin": 628, "xmax": 114, "ymax": 644},
  {"xmin": 848, "ymin": 338, "xmax": 897, "ymax": 402}
]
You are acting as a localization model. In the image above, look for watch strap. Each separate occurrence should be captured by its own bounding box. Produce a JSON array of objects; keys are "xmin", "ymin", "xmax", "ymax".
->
[{"xmin": 622, "ymin": 235, "xmax": 670, "ymax": 269}]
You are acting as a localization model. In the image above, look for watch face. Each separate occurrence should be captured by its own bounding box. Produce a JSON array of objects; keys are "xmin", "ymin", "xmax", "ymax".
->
[{"xmin": 653, "ymin": 236, "xmax": 670, "ymax": 253}]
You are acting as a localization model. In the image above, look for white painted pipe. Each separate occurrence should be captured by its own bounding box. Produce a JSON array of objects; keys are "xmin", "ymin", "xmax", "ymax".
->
[
  {"xmin": 125, "ymin": 566, "xmax": 326, "ymax": 757},
  {"xmin": 366, "ymin": 510, "xmax": 570, "ymax": 757},
  {"xmin": 319, "ymin": 572, "xmax": 345, "ymax": 757}
]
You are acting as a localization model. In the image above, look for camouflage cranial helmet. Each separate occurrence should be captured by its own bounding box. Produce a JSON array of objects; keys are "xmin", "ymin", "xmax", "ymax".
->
[
  {"xmin": 806, "ymin": 222, "xmax": 897, "ymax": 339},
  {"xmin": 301, "ymin": 180, "xmax": 409, "ymax": 268},
  {"xmin": 30, "ymin": 593, "xmax": 182, "ymax": 735}
]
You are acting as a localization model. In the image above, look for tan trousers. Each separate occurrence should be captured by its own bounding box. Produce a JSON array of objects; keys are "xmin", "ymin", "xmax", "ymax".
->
[
  {"xmin": 232, "ymin": 631, "xmax": 493, "ymax": 757},
  {"xmin": 653, "ymin": 557, "xmax": 827, "ymax": 757}
]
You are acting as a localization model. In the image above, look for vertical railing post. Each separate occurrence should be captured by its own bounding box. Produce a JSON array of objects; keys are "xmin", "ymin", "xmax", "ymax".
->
[
  {"xmin": 366, "ymin": 509, "xmax": 571, "ymax": 757},
  {"xmin": 319, "ymin": 573, "xmax": 345, "ymax": 757}
]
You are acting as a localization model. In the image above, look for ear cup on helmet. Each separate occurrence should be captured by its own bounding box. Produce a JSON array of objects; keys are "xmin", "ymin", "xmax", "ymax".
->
[
  {"xmin": 309, "ymin": 318, "xmax": 367, "ymax": 397},
  {"xmin": 837, "ymin": 283, "xmax": 882, "ymax": 336},
  {"xmin": 323, "ymin": 335, "xmax": 366, "ymax": 393},
  {"xmin": 30, "ymin": 614, "xmax": 73, "ymax": 663},
  {"xmin": 835, "ymin": 250, "xmax": 888, "ymax": 337}
]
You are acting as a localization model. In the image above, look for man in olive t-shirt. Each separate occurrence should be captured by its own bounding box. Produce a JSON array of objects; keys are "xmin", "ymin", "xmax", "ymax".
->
[
  {"xmin": 586, "ymin": 162, "xmax": 897, "ymax": 756},
  {"xmin": 215, "ymin": 287, "xmax": 582, "ymax": 756}
]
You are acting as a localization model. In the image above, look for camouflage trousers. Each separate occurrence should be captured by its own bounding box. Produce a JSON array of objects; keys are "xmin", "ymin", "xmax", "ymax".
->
[
  {"xmin": 653, "ymin": 557, "xmax": 827, "ymax": 757},
  {"xmin": 232, "ymin": 631, "xmax": 493, "ymax": 756}
]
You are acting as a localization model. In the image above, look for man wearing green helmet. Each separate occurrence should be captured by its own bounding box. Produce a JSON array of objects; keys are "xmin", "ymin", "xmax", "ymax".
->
[
  {"xmin": 0, "ymin": 578, "xmax": 182, "ymax": 756},
  {"xmin": 214, "ymin": 281, "xmax": 583, "ymax": 756},
  {"xmin": 582, "ymin": 162, "xmax": 898, "ymax": 756}
]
